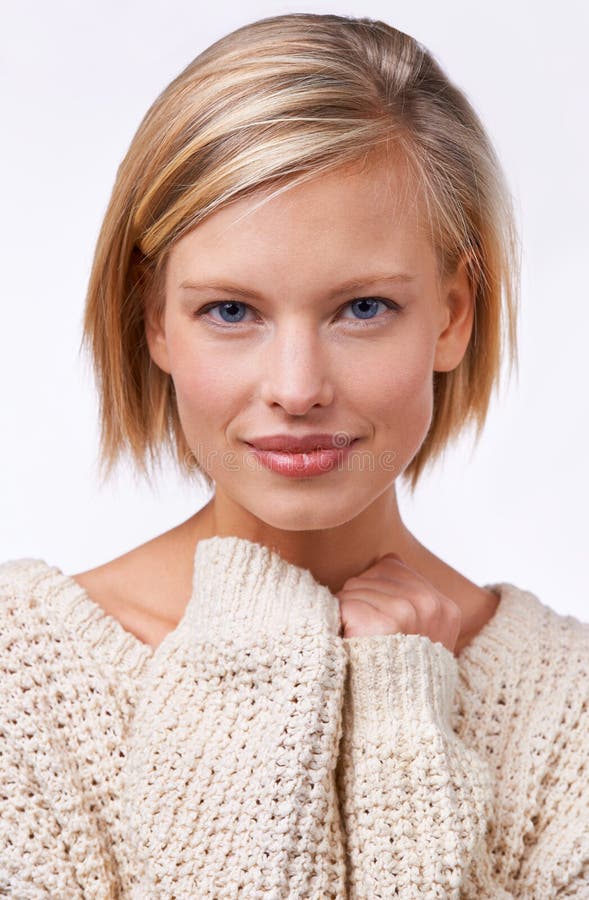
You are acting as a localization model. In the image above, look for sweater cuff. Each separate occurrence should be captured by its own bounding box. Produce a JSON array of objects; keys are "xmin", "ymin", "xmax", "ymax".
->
[
  {"xmin": 341, "ymin": 633, "xmax": 458, "ymax": 739},
  {"xmin": 181, "ymin": 535, "xmax": 342, "ymax": 641}
]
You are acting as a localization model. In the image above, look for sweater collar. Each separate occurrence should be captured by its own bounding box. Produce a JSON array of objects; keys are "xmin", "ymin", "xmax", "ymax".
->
[{"xmin": 17, "ymin": 538, "xmax": 539, "ymax": 681}]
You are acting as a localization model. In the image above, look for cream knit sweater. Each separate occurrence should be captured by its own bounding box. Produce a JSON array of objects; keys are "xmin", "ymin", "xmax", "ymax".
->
[{"xmin": 0, "ymin": 535, "xmax": 587, "ymax": 899}]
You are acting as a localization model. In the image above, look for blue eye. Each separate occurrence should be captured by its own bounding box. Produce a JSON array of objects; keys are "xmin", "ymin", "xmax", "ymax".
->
[
  {"xmin": 205, "ymin": 301, "xmax": 250, "ymax": 324},
  {"xmin": 195, "ymin": 296, "xmax": 401, "ymax": 327},
  {"xmin": 342, "ymin": 297, "xmax": 390, "ymax": 321}
]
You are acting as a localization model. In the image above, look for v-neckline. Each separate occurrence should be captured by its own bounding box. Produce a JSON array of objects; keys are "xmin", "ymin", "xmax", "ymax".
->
[{"xmin": 22, "ymin": 538, "xmax": 533, "ymax": 681}]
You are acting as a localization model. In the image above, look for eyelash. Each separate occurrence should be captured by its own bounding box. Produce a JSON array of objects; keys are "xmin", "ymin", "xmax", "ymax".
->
[{"xmin": 193, "ymin": 297, "xmax": 402, "ymax": 330}]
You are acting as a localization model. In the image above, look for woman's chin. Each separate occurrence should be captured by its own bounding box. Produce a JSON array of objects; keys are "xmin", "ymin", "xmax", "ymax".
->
[{"xmin": 233, "ymin": 488, "xmax": 381, "ymax": 534}]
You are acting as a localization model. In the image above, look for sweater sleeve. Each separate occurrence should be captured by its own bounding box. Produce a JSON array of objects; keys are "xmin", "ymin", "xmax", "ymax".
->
[
  {"xmin": 0, "ymin": 734, "xmax": 90, "ymax": 898},
  {"xmin": 0, "ymin": 560, "xmax": 122, "ymax": 899},
  {"xmin": 119, "ymin": 536, "xmax": 348, "ymax": 899},
  {"xmin": 334, "ymin": 632, "xmax": 497, "ymax": 899}
]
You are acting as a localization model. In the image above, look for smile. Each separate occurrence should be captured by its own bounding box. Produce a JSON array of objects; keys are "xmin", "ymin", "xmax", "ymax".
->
[{"xmin": 244, "ymin": 440, "xmax": 359, "ymax": 478}]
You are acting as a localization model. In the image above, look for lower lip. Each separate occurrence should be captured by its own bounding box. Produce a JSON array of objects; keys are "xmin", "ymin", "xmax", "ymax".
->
[{"xmin": 245, "ymin": 440, "xmax": 358, "ymax": 478}]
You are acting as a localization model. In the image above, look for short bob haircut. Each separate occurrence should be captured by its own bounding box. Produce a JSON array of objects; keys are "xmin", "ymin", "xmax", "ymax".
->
[{"xmin": 80, "ymin": 11, "xmax": 520, "ymax": 496}]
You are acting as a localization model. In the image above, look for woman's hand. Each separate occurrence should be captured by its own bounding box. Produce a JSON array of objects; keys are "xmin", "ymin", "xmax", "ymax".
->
[{"xmin": 335, "ymin": 552, "xmax": 462, "ymax": 655}]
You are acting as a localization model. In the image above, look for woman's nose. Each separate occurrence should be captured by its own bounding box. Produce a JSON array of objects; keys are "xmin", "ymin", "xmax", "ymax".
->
[{"xmin": 258, "ymin": 326, "xmax": 334, "ymax": 415}]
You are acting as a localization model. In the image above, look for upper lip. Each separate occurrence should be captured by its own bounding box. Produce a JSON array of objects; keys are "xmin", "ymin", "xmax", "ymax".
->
[{"xmin": 245, "ymin": 433, "xmax": 356, "ymax": 452}]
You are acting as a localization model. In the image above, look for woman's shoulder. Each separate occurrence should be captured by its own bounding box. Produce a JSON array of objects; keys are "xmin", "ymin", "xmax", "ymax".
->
[
  {"xmin": 469, "ymin": 580, "xmax": 589, "ymax": 658},
  {"xmin": 0, "ymin": 555, "xmax": 131, "ymax": 653},
  {"xmin": 508, "ymin": 582, "xmax": 589, "ymax": 657},
  {"xmin": 466, "ymin": 582, "xmax": 589, "ymax": 750},
  {"xmin": 0, "ymin": 530, "xmax": 200, "ymax": 655},
  {"xmin": 0, "ymin": 556, "xmax": 74, "ymax": 636},
  {"xmin": 0, "ymin": 559, "xmax": 78, "ymax": 697},
  {"xmin": 456, "ymin": 581, "xmax": 589, "ymax": 714},
  {"xmin": 0, "ymin": 556, "xmax": 57, "ymax": 610}
]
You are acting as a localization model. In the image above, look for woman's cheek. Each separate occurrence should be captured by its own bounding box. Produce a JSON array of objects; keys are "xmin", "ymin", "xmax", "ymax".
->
[
  {"xmin": 369, "ymin": 348, "xmax": 435, "ymax": 473},
  {"xmin": 168, "ymin": 341, "xmax": 239, "ymax": 454}
]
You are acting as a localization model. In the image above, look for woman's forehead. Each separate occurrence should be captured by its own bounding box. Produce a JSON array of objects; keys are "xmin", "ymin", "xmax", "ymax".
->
[{"xmin": 172, "ymin": 164, "xmax": 425, "ymax": 255}]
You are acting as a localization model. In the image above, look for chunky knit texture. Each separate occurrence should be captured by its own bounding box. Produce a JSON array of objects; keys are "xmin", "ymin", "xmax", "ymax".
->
[{"xmin": 0, "ymin": 535, "xmax": 588, "ymax": 899}]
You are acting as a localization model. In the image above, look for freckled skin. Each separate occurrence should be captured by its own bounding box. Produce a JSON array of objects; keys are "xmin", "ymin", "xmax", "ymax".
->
[{"xmin": 141, "ymin": 148, "xmax": 494, "ymax": 643}]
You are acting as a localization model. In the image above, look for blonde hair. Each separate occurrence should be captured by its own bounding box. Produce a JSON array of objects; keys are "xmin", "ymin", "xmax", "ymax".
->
[{"xmin": 80, "ymin": 12, "xmax": 520, "ymax": 495}]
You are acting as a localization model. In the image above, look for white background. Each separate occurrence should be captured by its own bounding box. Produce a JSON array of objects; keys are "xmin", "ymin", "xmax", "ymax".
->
[{"xmin": 2, "ymin": 1, "xmax": 587, "ymax": 619}]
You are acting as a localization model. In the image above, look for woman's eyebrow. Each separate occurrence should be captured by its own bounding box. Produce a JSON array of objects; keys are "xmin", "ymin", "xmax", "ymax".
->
[{"xmin": 178, "ymin": 272, "xmax": 416, "ymax": 298}]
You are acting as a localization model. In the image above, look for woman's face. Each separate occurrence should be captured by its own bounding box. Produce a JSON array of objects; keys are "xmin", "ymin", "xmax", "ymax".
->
[{"xmin": 146, "ymin": 154, "xmax": 472, "ymax": 531}]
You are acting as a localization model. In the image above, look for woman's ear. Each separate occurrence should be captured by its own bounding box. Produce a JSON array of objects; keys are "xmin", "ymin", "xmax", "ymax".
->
[
  {"xmin": 433, "ymin": 254, "xmax": 476, "ymax": 373},
  {"xmin": 144, "ymin": 300, "xmax": 172, "ymax": 375}
]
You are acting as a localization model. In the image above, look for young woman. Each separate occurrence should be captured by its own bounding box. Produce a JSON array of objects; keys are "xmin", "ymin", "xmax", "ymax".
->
[{"xmin": 1, "ymin": 12, "xmax": 587, "ymax": 898}]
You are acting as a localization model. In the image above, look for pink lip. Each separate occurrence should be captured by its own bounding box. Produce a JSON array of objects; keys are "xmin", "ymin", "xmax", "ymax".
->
[
  {"xmin": 244, "ymin": 438, "xmax": 359, "ymax": 478},
  {"xmin": 244, "ymin": 432, "xmax": 355, "ymax": 452}
]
